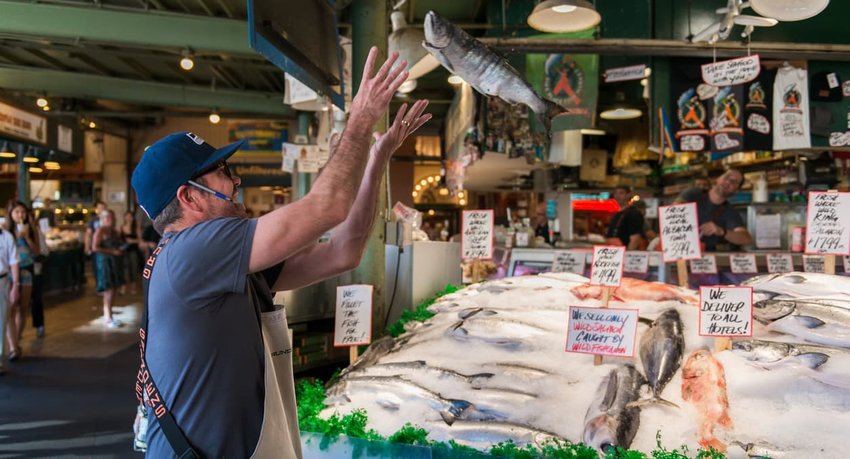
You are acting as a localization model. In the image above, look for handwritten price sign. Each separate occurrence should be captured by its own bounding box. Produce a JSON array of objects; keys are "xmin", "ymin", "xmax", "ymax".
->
[
  {"xmin": 590, "ymin": 246, "xmax": 625, "ymax": 286},
  {"xmin": 461, "ymin": 210, "xmax": 494, "ymax": 260},
  {"xmin": 766, "ymin": 253, "xmax": 794, "ymax": 273},
  {"xmin": 805, "ymin": 191, "xmax": 850, "ymax": 255},
  {"xmin": 701, "ymin": 54, "xmax": 760, "ymax": 87},
  {"xmin": 803, "ymin": 255, "xmax": 826, "ymax": 273},
  {"xmin": 689, "ymin": 255, "xmax": 718, "ymax": 274},
  {"xmin": 566, "ymin": 306, "xmax": 639, "ymax": 357},
  {"xmin": 729, "ymin": 254, "xmax": 758, "ymax": 274},
  {"xmin": 333, "ymin": 285, "xmax": 373, "ymax": 347},
  {"xmin": 659, "ymin": 203, "xmax": 702, "ymax": 262},
  {"xmin": 552, "ymin": 251, "xmax": 586, "ymax": 274},
  {"xmin": 623, "ymin": 252, "xmax": 649, "ymax": 273},
  {"xmin": 699, "ymin": 286, "xmax": 753, "ymax": 337}
]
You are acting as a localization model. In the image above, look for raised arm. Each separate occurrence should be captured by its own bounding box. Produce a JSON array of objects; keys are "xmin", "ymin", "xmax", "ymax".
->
[
  {"xmin": 272, "ymin": 100, "xmax": 431, "ymax": 291},
  {"xmin": 248, "ymin": 47, "xmax": 409, "ymax": 273}
]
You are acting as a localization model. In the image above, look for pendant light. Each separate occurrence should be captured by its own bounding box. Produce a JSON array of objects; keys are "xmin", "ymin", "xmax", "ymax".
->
[
  {"xmin": 528, "ymin": 0, "xmax": 601, "ymax": 33},
  {"xmin": 387, "ymin": 1, "xmax": 440, "ymax": 93},
  {"xmin": 751, "ymin": 0, "xmax": 829, "ymax": 22},
  {"xmin": 599, "ymin": 107, "xmax": 642, "ymax": 120}
]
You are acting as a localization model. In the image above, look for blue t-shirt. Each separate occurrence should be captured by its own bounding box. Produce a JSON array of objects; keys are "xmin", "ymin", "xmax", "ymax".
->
[{"xmin": 145, "ymin": 217, "xmax": 282, "ymax": 458}]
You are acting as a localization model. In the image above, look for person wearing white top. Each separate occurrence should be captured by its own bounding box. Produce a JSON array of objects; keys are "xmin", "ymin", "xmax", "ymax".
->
[{"xmin": 0, "ymin": 228, "xmax": 20, "ymax": 375}]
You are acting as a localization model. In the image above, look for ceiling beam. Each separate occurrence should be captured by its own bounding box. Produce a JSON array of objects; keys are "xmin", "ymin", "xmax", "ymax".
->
[
  {"xmin": 70, "ymin": 52, "xmax": 116, "ymax": 76},
  {"xmin": 479, "ymin": 37, "xmax": 850, "ymax": 61},
  {"xmin": 0, "ymin": 0, "xmax": 253, "ymax": 55},
  {"xmin": 0, "ymin": 65, "xmax": 292, "ymax": 116},
  {"xmin": 22, "ymin": 48, "xmax": 73, "ymax": 72}
]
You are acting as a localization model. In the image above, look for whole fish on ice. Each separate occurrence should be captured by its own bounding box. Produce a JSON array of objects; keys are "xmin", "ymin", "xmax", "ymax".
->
[
  {"xmin": 681, "ymin": 349, "xmax": 733, "ymax": 453},
  {"xmin": 426, "ymin": 419, "xmax": 564, "ymax": 451},
  {"xmin": 754, "ymin": 299, "xmax": 850, "ymax": 348},
  {"xmin": 731, "ymin": 338, "xmax": 850, "ymax": 390},
  {"xmin": 423, "ymin": 10, "xmax": 562, "ymax": 134},
  {"xmin": 632, "ymin": 309, "xmax": 685, "ymax": 408},
  {"xmin": 570, "ymin": 278, "xmax": 699, "ymax": 305},
  {"xmin": 583, "ymin": 364, "xmax": 645, "ymax": 454},
  {"xmin": 741, "ymin": 272, "xmax": 850, "ymax": 299},
  {"xmin": 341, "ymin": 360, "xmax": 494, "ymax": 388}
]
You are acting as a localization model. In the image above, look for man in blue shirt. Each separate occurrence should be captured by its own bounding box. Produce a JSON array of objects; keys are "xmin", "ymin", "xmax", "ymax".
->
[{"xmin": 131, "ymin": 47, "xmax": 430, "ymax": 458}]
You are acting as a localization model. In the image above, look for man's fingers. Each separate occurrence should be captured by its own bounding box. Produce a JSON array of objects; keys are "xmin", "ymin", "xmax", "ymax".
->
[
  {"xmin": 359, "ymin": 46, "xmax": 379, "ymax": 86},
  {"xmin": 372, "ymin": 51, "xmax": 400, "ymax": 86},
  {"xmin": 385, "ymin": 68, "xmax": 409, "ymax": 96},
  {"xmin": 410, "ymin": 113, "xmax": 432, "ymax": 132},
  {"xmin": 393, "ymin": 103, "xmax": 409, "ymax": 128},
  {"xmin": 384, "ymin": 60, "xmax": 408, "ymax": 90}
]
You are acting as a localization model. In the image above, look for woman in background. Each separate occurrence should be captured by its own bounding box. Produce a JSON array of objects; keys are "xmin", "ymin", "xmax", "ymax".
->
[
  {"xmin": 120, "ymin": 211, "xmax": 142, "ymax": 295},
  {"xmin": 92, "ymin": 209, "xmax": 125, "ymax": 328},
  {"xmin": 5, "ymin": 201, "xmax": 40, "ymax": 360}
]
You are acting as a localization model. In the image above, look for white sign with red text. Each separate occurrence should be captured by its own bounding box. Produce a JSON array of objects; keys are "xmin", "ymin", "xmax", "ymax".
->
[
  {"xmin": 566, "ymin": 306, "xmax": 639, "ymax": 358},
  {"xmin": 690, "ymin": 255, "xmax": 718, "ymax": 274}
]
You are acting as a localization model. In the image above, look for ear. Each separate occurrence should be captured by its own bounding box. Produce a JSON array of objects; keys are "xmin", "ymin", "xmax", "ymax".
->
[{"xmin": 176, "ymin": 184, "xmax": 204, "ymax": 214}]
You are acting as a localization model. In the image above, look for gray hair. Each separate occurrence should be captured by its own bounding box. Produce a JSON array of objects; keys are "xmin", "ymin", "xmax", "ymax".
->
[{"xmin": 152, "ymin": 197, "xmax": 182, "ymax": 234}]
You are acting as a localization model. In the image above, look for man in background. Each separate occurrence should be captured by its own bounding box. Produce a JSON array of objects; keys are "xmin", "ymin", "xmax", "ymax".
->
[
  {"xmin": 606, "ymin": 186, "xmax": 646, "ymax": 249},
  {"xmin": 676, "ymin": 169, "xmax": 753, "ymax": 251}
]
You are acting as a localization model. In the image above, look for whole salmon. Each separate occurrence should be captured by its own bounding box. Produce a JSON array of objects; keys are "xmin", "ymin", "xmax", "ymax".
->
[{"xmin": 681, "ymin": 349, "xmax": 733, "ymax": 453}]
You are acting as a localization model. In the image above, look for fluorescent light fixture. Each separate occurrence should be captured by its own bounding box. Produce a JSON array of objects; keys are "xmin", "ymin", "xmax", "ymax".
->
[
  {"xmin": 528, "ymin": 0, "xmax": 601, "ymax": 33},
  {"xmin": 44, "ymin": 161, "xmax": 60, "ymax": 168},
  {"xmin": 22, "ymin": 156, "xmax": 40, "ymax": 163},
  {"xmin": 600, "ymin": 108, "xmax": 642, "ymax": 120},
  {"xmin": 580, "ymin": 128, "xmax": 606, "ymax": 135},
  {"xmin": 29, "ymin": 167, "xmax": 43, "ymax": 173},
  {"xmin": 447, "ymin": 75, "xmax": 464, "ymax": 85}
]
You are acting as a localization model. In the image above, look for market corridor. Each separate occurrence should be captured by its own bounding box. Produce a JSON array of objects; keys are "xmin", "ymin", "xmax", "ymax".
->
[{"xmin": 0, "ymin": 279, "xmax": 141, "ymax": 458}]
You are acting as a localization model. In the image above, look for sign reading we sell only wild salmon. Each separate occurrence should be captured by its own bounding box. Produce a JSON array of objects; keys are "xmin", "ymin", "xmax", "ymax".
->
[
  {"xmin": 566, "ymin": 306, "xmax": 639, "ymax": 357},
  {"xmin": 461, "ymin": 210, "xmax": 494, "ymax": 260},
  {"xmin": 699, "ymin": 286, "xmax": 753, "ymax": 337},
  {"xmin": 589, "ymin": 246, "xmax": 625, "ymax": 286},
  {"xmin": 805, "ymin": 191, "xmax": 850, "ymax": 255},
  {"xmin": 334, "ymin": 285, "xmax": 373, "ymax": 347},
  {"xmin": 659, "ymin": 203, "xmax": 702, "ymax": 262}
]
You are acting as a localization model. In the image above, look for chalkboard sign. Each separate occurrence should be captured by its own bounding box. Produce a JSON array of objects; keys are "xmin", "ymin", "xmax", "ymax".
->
[
  {"xmin": 699, "ymin": 286, "xmax": 753, "ymax": 337},
  {"xmin": 701, "ymin": 54, "xmax": 761, "ymax": 87},
  {"xmin": 461, "ymin": 210, "xmax": 494, "ymax": 260},
  {"xmin": 552, "ymin": 250, "xmax": 586, "ymax": 274},
  {"xmin": 659, "ymin": 203, "xmax": 702, "ymax": 262},
  {"xmin": 689, "ymin": 255, "xmax": 718, "ymax": 274},
  {"xmin": 333, "ymin": 285, "xmax": 373, "ymax": 347},
  {"xmin": 729, "ymin": 254, "xmax": 758, "ymax": 274},
  {"xmin": 805, "ymin": 191, "xmax": 850, "ymax": 255},
  {"xmin": 803, "ymin": 255, "xmax": 826, "ymax": 273},
  {"xmin": 590, "ymin": 246, "xmax": 625, "ymax": 286},
  {"xmin": 766, "ymin": 253, "xmax": 794, "ymax": 273},
  {"xmin": 623, "ymin": 252, "xmax": 649, "ymax": 274},
  {"xmin": 566, "ymin": 306, "xmax": 639, "ymax": 357}
]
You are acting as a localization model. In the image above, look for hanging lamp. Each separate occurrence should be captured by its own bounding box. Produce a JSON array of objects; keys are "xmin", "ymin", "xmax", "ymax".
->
[{"xmin": 527, "ymin": 0, "xmax": 601, "ymax": 33}]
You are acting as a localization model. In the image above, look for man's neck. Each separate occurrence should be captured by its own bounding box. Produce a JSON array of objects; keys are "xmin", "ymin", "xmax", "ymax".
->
[{"xmin": 708, "ymin": 188, "xmax": 727, "ymax": 205}]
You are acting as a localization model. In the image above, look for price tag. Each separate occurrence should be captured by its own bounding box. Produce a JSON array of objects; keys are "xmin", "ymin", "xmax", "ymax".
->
[
  {"xmin": 766, "ymin": 253, "xmax": 794, "ymax": 273},
  {"xmin": 690, "ymin": 255, "xmax": 718, "ymax": 274},
  {"xmin": 333, "ymin": 285, "xmax": 373, "ymax": 347},
  {"xmin": 659, "ymin": 203, "xmax": 702, "ymax": 262},
  {"xmin": 566, "ymin": 306, "xmax": 639, "ymax": 357},
  {"xmin": 552, "ymin": 251, "xmax": 586, "ymax": 274},
  {"xmin": 803, "ymin": 255, "xmax": 826, "ymax": 273},
  {"xmin": 515, "ymin": 231, "xmax": 530, "ymax": 247},
  {"xmin": 729, "ymin": 254, "xmax": 758, "ymax": 274},
  {"xmin": 281, "ymin": 156, "xmax": 295, "ymax": 173},
  {"xmin": 699, "ymin": 286, "xmax": 753, "ymax": 337},
  {"xmin": 805, "ymin": 191, "xmax": 850, "ymax": 255},
  {"xmin": 590, "ymin": 246, "xmax": 625, "ymax": 286},
  {"xmin": 701, "ymin": 54, "xmax": 760, "ymax": 87},
  {"xmin": 461, "ymin": 210, "xmax": 494, "ymax": 260},
  {"xmin": 623, "ymin": 252, "xmax": 650, "ymax": 274}
]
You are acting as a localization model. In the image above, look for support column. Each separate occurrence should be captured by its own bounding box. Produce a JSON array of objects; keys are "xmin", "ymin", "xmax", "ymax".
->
[
  {"xmin": 351, "ymin": 0, "xmax": 388, "ymax": 337},
  {"xmin": 17, "ymin": 144, "xmax": 30, "ymax": 205},
  {"xmin": 294, "ymin": 111, "xmax": 313, "ymax": 199}
]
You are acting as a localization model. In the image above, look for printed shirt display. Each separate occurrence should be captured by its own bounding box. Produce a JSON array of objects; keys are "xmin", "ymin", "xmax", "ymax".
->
[
  {"xmin": 743, "ymin": 69, "xmax": 774, "ymax": 151},
  {"xmin": 773, "ymin": 65, "xmax": 811, "ymax": 150}
]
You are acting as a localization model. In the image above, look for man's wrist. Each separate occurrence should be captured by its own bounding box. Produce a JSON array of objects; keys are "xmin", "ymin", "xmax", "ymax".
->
[{"xmin": 719, "ymin": 227, "xmax": 727, "ymax": 238}]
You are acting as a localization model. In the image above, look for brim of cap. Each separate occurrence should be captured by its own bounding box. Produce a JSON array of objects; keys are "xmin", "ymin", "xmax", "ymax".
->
[{"xmin": 193, "ymin": 139, "xmax": 245, "ymax": 176}]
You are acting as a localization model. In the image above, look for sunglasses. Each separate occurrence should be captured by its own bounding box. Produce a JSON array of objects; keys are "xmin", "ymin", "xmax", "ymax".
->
[{"xmin": 193, "ymin": 161, "xmax": 233, "ymax": 180}]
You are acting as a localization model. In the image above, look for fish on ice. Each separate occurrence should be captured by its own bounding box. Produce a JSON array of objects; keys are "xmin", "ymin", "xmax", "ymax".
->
[
  {"xmin": 632, "ymin": 309, "xmax": 685, "ymax": 408},
  {"xmin": 681, "ymin": 349, "xmax": 733, "ymax": 453},
  {"xmin": 570, "ymin": 278, "xmax": 699, "ymax": 305},
  {"xmin": 583, "ymin": 364, "xmax": 645, "ymax": 454}
]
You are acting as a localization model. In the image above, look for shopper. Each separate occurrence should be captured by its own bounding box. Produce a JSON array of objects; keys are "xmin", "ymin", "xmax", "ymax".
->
[
  {"xmin": 5, "ymin": 201, "xmax": 40, "ymax": 361},
  {"xmin": 0, "ymin": 227, "xmax": 19, "ymax": 375},
  {"xmin": 30, "ymin": 217, "xmax": 48, "ymax": 338},
  {"xmin": 676, "ymin": 169, "xmax": 753, "ymax": 251},
  {"xmin": 605, "ymin": 186, "xmax": 646, "ymax": 249},
  {"xmin": 131, "ymin": 47, "xmax": 429, "ymax": 458},
  {"xmin": 84, "ymin": 200, "xmax": 107, "ymax": 256},
  {"xmin": 92, "ymin": 209, "xmax": 125, "ymax": 328},
  {"xmin": 120, "ymin": 210, "xmax": 142, "ymax": 295}
]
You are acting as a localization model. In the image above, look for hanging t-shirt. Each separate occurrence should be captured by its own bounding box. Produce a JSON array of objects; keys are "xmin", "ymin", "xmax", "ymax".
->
[
  {"xmin": 744, "ymin": 68, "xmax": 775, "ymax": 151},
  {"xmin": 773, "ymin": 65, "xmax": 811, "ymax": 150},
  {"xmin": 709, "ymin": 84, "xmax": 745, "ymax": 153},
  {"xmin": 671, "ymin": 60, "xmax": 710, "ymax": 152}
]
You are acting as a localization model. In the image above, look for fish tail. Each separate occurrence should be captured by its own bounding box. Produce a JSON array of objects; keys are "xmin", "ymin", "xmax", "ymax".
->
[
  {"xmin": 468, "ymin": 372, "xmax": 496, "ymax": 387},
  {"xmin": 440, "ymin": 398, "xmax": 473, "ymax": 425},
  {"xmin": 536, "ymin": 99, "xmax": 564, "ymax": 138},
  {"xmin": 626, "ymin": 396, "xmax": 680, "ymax": 409}
]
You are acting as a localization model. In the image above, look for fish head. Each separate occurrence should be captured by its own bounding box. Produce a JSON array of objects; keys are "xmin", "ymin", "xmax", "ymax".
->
[
  {"xmin": 753, "ymin": 300, "xmax": 795, "ymax": 322},
  {"xmin": 583, "ymin": 414, "xmax": 618, "ymax": 454},
  {"xmin": 731, "ymin": 339, "xmax": 789, "ymax": 363},
  {"xmin": 682, "ymin": 349, "xmax": 711, "ymax": 379},
  {"xmin": 423, "ymin": 10, "xmax": 454, "ymax": 50}
]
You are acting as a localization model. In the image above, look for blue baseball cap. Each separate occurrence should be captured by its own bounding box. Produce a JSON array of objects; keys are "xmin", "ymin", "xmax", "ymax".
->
[{"xmin": 131, "ymin": 132, "xmax": 244, "ymax": 219}]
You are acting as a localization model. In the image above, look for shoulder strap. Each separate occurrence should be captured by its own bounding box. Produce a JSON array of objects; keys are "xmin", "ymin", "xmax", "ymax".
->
[{"xmin": 136, "ymin": 237, "xmax": 199, "ymax": 459}]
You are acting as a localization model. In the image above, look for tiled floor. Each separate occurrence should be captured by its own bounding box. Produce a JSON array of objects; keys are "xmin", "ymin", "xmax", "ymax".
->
[{"xmin": 0, "ymin": 277, "xmax": 142, "ymax": 458}]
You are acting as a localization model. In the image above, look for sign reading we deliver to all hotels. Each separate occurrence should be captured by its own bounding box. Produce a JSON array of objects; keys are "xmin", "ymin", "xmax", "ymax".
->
[{"xmin": 699, "ymin": 286, "xmax": 753, "ymax": 337}]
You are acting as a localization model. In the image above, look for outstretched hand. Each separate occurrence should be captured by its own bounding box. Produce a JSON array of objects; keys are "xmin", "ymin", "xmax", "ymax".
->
[
  {"xmin": 371, "ymin": 99, "xmax": 432, "ymax": 160},
  {"xmin": 349, "ymin": 47, "xmax": 409, "ymax": 130}
]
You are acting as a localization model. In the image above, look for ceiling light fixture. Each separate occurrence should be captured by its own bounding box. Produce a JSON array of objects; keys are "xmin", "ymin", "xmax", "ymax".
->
[
  {"xmin": 180, "ymin": 48, "xmax": 195, "ymax": 71},
  {"xmin": 528, "ymin": 0, "xmax": 601, "ymax": 33},
  {"xmin": 29, "ymin": 166, "xmax": 43, "ymax": 173},
  {"xmin": 88, "ymin": 121, "xmax": 97, "ymax": 129},
  {"xmin": 209, "ymin": 110, "xmax": 221, "ymax": 124},
  {"xmin": 0, "ymin": 141, "xmax": 14, "ymax": 158},
  {"xmin": 44, "ymin": 161, "xmax": 60, "ymax": 168},
  {"xmin": 580, "ymin": 128, "xmax": 606, "ymax": 135},
  {"xmin": 447, "ymin": 75, "xmax": 464, "ymax": 85},
  {"xmin": 387, "ymin": 5, "xmax": 441, "ymax": 93},
  {"xmin": 36, "ymin": 97, "xmax": 48, "ymax": 108},
  {"xmin": 42, "ymin": 105, "xmax": 50, "ymax": 112},
  {"xmin": 600, "ymin": 107, "xmax": 642, "ymax": 120},
  {"xmin": 23, "ymin": 155, "xmax": 40, "ymax": 163},
  {"xmin": 45, "ymin": 164, "xmax": 61, "ymax": 170},
  {"xmin": 751, "ymin": 0, "xmax": 829, "ymax": 21}
]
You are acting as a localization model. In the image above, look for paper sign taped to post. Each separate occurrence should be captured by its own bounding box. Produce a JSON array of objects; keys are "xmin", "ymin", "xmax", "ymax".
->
[
  {"xmin": 659, "ymin": 203, "xmax": 702, "ymax": 262},
  {"xmin": 334, "ymin": 284, "xmax": 373, "ymax": 347},
  {"xmin": 701, "ymin": 55, "xmax": 760, "ymax": 87},
  {"xmin": 552, "ymin": 251, "xmax": 586, "ymax": 274},
  {"xmin": 590, "ymin": 246, "xmax": 625, "ymax": 286},
  {"xmin": 729, "ymin": 254, "xmax": 758, "ymax": 274},
  {"xmin": 623, "ymin": 252, "xmax": 649, "ymax": 273},
  {"xmin": 766, "ymin": 253, "xmax": 794, "ymax": 273},
  {"xmin": 462, "ymin": 210, "xmax": 494, "ymax": 260},
  {"xmin": 699, "ymin": 286, "xmax": 753, "ymax": 337},
  {"xmin": 805, "ymin": 191, "xmax": 850, "ymax": 255},
  {"xmin": 566, "ymin": 306, "xmax": 639, "ymax": 357}
]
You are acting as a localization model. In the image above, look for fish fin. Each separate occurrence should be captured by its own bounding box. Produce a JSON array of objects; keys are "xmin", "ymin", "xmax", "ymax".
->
[
  {"xmin": 795, "ymin": 352, "xmax": 830, "ymax": 369},
  {"xmin": 599, "ymin": 369, "xmax": 619, "ymax": 411},
  {"xmin": 458, "ymin": 308, "xmax": 483, "ymax": 319},
  {"xmin": 791, "ymin": 315, "xmax": 827, "ymax": 329},
  {"xmin": 441, "ymin": 399, "xmax": 473, "ymax": 425},
  {"xmin": 537, "ymin": 99, "xmax": 564, "ymax": 138},
  {"xmin": 627, "ymin": 396, "xmax": 680, "ymax": 409},
  {"xmin": 638, "ymin": 316, "xmax": 655, "ymax": 327}
]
